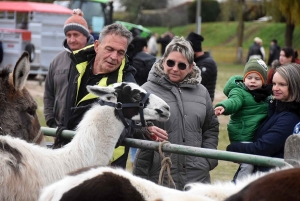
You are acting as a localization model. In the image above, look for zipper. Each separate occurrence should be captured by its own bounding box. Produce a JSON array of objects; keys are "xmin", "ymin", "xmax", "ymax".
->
[
  {"xmin": 178, "ymin": 87, "xmax": 182, "ymax": 93},
  {"xmin": 178, "ymin": 86, "xmax": 185, "ymax": 142}
]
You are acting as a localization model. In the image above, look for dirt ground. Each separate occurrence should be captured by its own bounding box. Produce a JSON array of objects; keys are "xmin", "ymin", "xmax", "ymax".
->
[{"xmin": 25, "ymin": 79, "xmax": 45, "ymax": 99}]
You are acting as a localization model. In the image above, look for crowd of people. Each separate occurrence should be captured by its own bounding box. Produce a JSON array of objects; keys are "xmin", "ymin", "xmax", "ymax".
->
[{"xmin": 41, "ymin": 8, "xmax": 300, "ymax": 191}]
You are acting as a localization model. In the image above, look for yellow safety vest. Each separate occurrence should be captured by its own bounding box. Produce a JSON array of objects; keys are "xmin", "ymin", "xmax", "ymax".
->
[{"xmin": 73, "ymin": 45, "xmax": 126, "ymax": 163}]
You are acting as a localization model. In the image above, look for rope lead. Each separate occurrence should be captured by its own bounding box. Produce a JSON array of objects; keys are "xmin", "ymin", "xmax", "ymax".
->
[{"xmin": 158, "ymin": 141, "xmax": 176, "ymax": 189}]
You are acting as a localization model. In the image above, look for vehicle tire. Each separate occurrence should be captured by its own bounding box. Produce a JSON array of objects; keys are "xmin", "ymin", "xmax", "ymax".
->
[
  {"xmin": 25, "ymin": 43, "xmax": 35, "ymax": 62},
  {"xmin": 0, "ymin": 41, "xmax": 3, "ymax": 64}
]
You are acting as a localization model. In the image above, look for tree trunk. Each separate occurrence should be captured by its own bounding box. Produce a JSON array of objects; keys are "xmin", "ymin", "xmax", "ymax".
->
[
  {"xmin": 285, "ymin": 22, "xmax": 295, "ymax": 47},
  {"xmin": 236, "ymin": 0, "xmax": 245, "ymax": 64},
  {"xmin": 237, "ymin": 18, "xmax": 244, "ymax": 48}
]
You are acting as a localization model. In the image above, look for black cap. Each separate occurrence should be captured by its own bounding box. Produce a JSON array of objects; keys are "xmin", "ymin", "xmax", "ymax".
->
[{"xmin": 186, "ymin": 32, "xmax": 204, "ymax": 52}]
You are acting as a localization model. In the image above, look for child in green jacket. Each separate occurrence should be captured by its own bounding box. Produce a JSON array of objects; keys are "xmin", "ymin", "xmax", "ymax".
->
[{"xmin": 214, "ymin": 58, "xmax": 272, "ymax": 180}]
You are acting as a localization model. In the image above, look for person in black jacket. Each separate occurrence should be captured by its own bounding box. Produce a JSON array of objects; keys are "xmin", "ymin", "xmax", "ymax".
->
[
  {"xmin": 247, "ymin": 37, "xmax": 264, "ymax": 61},
  {"xmin": 157, "ymin": 31, "xmax": 173, "ymax": 56},
  {"xmin": 186, "ymin": 32, "xmax": 218, "ymax": 102},
  {"xmin": 127, "ymin": 36, "xmax": 156, "ymax": 86},
  {"xmin": 267, "ymin": 39, "xmax": 281, "ymax": 66}
]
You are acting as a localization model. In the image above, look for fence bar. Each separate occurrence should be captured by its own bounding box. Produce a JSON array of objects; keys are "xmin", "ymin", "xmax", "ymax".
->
[{"xmin": 42, "ymin": 127, "xmax": 287, "ymax": 168}]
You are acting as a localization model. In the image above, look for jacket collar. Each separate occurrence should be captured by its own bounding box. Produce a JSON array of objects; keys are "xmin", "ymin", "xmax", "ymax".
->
[{"xmin": 62, "ymin": 34, "xmax": 95, "ymax": 53}]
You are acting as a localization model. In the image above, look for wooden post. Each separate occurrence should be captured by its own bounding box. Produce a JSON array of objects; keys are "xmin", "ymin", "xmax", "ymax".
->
[{"xmin": 284, "ymin": 134, "xmax": 300, "ymax": 167}]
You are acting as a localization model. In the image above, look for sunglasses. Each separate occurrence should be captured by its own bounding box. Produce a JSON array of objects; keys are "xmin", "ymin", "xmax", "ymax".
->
[{"xmin": 166, "ymin": 59, "xmax": 188, "ymax": 70}]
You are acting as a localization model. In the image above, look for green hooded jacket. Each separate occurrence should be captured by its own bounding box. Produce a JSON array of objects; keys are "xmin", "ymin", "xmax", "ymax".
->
[{"xmin": 215, "ymin": 75, "xmax": 268, "ymax": 142}]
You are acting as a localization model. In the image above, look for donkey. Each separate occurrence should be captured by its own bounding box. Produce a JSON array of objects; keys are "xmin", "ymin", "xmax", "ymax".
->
[{"xmin": 0, "ymin": 52, "xmax": 45, "ymax": 145}]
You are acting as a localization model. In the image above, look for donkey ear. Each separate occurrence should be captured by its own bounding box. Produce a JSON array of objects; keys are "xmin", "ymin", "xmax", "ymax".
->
[
  {"xmin": 87, "ymin": 85, "xmax": 117, "ymax": 102},
  {"xmin": 13, "ymin": 52, "xmax": 30, "ymax": 91}
]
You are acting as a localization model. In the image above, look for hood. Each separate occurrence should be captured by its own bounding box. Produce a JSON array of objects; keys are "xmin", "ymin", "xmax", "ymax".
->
[
  {"xmin": 148, "ymin": 58, "xmax": 201, "ymax": 86},
  {"xmin": 62, "ymin": 34, "xmax": 95, "ymax": 53},
  {"xmin": 223, "ymin": 75, "xmax": 245, "ymax": 96}
]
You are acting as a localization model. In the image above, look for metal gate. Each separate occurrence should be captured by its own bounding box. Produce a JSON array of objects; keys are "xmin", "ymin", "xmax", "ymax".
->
[{"xmin": 41, "ymin": 127, "xmax": 288, "ymax": 168}]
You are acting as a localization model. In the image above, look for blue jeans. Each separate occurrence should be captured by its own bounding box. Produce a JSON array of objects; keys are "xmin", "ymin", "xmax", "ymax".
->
[{"xmin": 130, "ymin": 147, "xmax": 137, "ymax": 162}]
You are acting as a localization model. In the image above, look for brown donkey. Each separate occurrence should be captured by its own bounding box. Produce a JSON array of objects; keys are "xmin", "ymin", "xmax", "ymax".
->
[{"xmin": 0, "ymin": 52, "xmax": 45, "ymax": 145}]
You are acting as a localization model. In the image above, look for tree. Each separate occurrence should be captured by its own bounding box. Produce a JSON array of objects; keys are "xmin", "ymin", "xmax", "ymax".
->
[
  {"xmin": 188, "ymin": 0, "xmax": 221, "ymax": 23},
  {"xmin": 220, "ymin": 0, "xmax": 263, "ymax": 63},
  {"xmin": 220, "ymin": 0, "xmax": 248, "ymax": 63},
  {"xmin": 268, "ymin": 0, "xmax": 300, "ymax": 47}
]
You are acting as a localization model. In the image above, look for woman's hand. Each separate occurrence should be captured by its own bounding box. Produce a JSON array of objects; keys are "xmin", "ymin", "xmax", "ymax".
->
[{"xmin": 146, "ymin": 126, "xmax": 168, "ymax": 142}]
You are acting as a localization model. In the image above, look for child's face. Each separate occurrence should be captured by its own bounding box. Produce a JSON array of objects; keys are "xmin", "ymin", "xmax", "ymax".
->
[{"xmin": 244, "ymin": 72, "xmax": 263, "ymax": 90}]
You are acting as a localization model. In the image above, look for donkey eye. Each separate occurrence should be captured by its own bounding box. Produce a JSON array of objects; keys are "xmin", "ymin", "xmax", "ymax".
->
[{"xmin": 26, "ymin": 108, "xmax": 36, "ymax": 116}]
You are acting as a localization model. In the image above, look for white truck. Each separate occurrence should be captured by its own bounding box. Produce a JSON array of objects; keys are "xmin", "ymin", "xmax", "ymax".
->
[{"xmin": 0, "ymin": 1, "xmax": 72, "ymax": 75}]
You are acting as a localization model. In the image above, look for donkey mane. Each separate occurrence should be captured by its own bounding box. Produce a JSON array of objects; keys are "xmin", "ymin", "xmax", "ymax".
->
[{"xmin": 0, "ymin": 67, "xmax": 10, "ymax": 77}]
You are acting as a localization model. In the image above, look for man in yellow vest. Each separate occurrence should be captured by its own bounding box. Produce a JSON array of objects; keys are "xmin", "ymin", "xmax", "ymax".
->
[
  {"xmin": 59, "ymin": 22, "xmax": 167, "ymax": 169},
  {"xmin": 60, "ymin": 23, "xmax": 136, "ymax": 168}
]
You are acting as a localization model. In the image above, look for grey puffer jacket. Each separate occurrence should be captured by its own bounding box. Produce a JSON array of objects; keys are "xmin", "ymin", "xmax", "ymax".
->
[
  {"xmin": 133, "ymin": 59, "xmax": 219, "ymax": 190},
  {"xmin": 44, "ymin": 36, "xmax": 94, "ymax": 127}
]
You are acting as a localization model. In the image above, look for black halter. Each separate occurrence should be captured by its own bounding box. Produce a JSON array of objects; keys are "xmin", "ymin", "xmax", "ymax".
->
[{"xmin": 98, "ymin": 92, "xmax": 151, "ymax": 128}]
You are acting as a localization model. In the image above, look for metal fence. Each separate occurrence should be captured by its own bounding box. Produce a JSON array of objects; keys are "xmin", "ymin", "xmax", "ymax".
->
[{"xmin": 41, "ymin": 127, "xmax": 287, "ymax": 168}]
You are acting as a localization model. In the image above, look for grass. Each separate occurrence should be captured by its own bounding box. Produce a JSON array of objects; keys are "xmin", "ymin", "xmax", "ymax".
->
[{"xmin": 147, "ymin": 21, "xmax": 300, "ymax": 49}]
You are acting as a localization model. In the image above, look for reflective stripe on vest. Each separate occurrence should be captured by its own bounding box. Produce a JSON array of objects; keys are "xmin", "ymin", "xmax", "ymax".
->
[
  {"xmin": 110, "ymin": 146, "xmax": 126, "ymax": 164},
  {"xmin": 76, "ymin": 57, "xmax": 126, "ymax": 106}
]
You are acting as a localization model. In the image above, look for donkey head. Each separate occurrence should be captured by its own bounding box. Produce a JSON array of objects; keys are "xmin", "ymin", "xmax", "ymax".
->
[{"xmin": 0, "ymin": 52, "xmax": 44, "ymax": 144}]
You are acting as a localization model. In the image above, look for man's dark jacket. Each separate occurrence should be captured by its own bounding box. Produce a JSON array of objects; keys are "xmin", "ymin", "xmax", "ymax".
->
[
  {"xmin": 247, "ymin": 42, "xmax": 263, "ymax": 61},
  {"xmin": 131, "ymin": 51, "xmax": 156, "ymax": 86},
  {"xmin": 157, "ymin": 35, "xmax": 172, "ymax": 55},
  {"xmin": 61, "ymin": 45, "xmax": 136, "ymax": 168},
  {"xmin": 194, "ymin": 52, "xmax": 217, "ymax": 101},
  {"xmin": 63, "ymin": 47, "xmax": 136, "ymax": 130},
  {"xmin": 267, "ymin": 43, "xmax": 281, "ymax": 66}
]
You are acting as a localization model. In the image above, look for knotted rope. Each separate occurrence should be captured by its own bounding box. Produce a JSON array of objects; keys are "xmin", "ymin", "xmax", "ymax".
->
[{"xmin": 158, "ymin": 141, "xmax": 176, "ymax": 189}]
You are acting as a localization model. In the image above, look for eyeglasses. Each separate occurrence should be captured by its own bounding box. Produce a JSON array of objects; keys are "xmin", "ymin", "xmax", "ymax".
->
[{"xmin": 166, "ymin": 59, "xmax": 188, "ymax": 70}]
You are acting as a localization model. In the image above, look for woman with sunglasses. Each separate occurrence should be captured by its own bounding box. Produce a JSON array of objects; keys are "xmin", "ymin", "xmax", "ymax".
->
[{"xmin": 133, "ymin": 36, "xmax": 219, "ymax": 190}]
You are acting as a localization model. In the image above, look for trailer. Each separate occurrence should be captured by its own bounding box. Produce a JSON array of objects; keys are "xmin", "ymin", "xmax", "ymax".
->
[
  {"xmin": 55, "ymin": 0, "xmax": 152, "ymax": 39},
  {"xmin": 0, "ymin": 1, "xmax": 72, "ymax": 75},
  {"xmin": 54, "ymin": 0, "xmax": 113, "ymax": 37}
]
